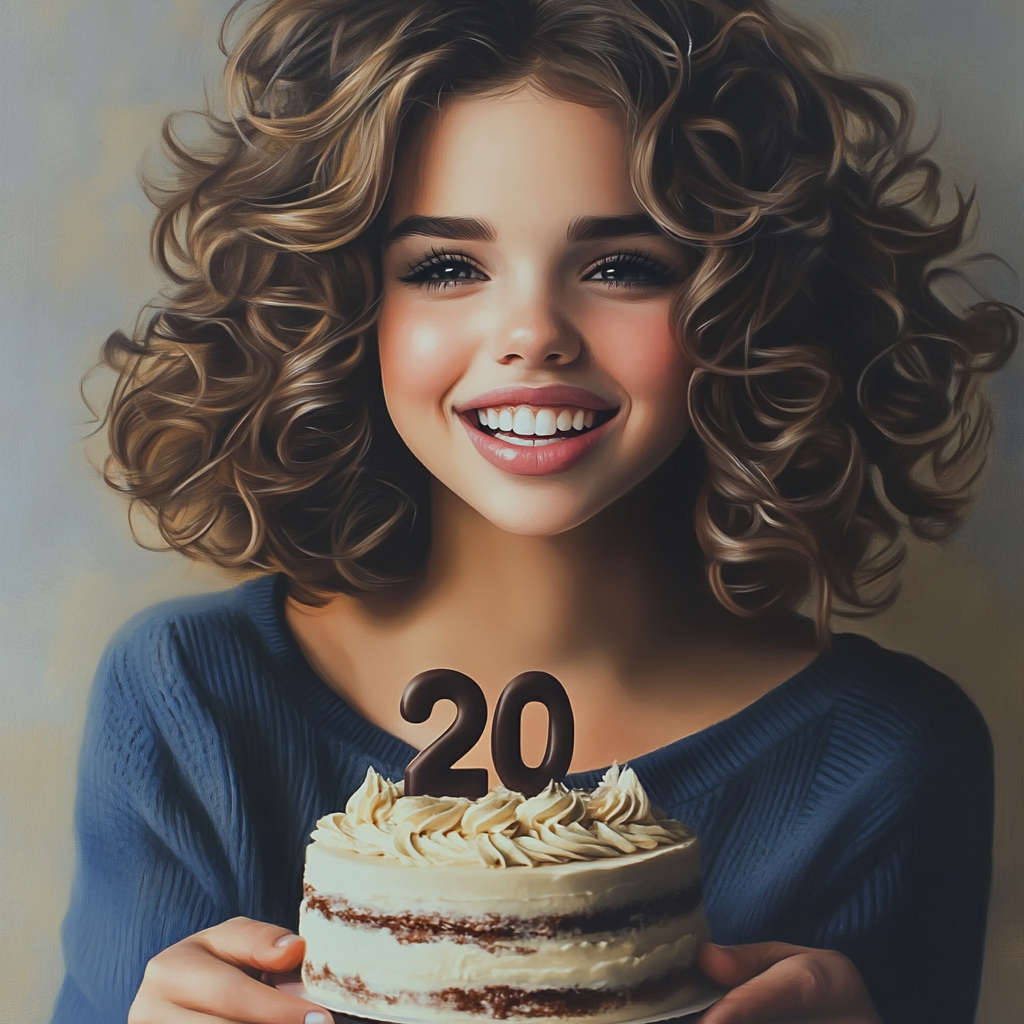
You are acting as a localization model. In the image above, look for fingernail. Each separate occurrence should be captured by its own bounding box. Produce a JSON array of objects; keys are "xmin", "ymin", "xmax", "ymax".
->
[
  {"xmin": 305, "ymin": 1014, "xmax": 328, "ymax": 1024},
  {"xmin": 274, "ymin": 933, "xmax": 300, "ymax": 948}
]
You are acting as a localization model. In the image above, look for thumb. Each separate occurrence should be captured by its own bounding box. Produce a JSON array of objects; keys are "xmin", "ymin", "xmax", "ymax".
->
[
  {"xmin": 266, "ymin": 931, "xmax": 307, "ymax": 971},
  {"xmin": 195, "ymin": 916, "xmax": 307, "ymax": 972},
  {"xmin": 698, "ymin": 941, "xmax": 809, "ymax": 987}
]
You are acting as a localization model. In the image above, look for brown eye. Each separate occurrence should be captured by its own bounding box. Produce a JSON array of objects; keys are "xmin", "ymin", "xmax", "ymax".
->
[
  {"xmin": 584, "ymin": 252, "xmax": 674, "ymax": 288},
  {"xmin": 400, "ymin": 251, "xmax": 489, "ymax": 289}
]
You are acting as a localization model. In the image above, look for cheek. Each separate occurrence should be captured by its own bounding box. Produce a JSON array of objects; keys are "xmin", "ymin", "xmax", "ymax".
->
[
  {"xmin": 377, "ymin": 301, "xmax": 469, "ymax": 424},
  {"xmin": 589, "ymin": 305, "xmax": 691, "ymax": 423}
]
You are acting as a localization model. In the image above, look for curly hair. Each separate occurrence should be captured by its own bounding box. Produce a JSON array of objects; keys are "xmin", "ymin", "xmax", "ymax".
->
[{"xmin": 100, "ymin": 0, "xmax": 1016, "ymax": 636}]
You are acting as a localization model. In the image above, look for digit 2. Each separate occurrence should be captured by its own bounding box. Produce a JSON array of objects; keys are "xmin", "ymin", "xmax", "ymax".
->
[{"xmin": 400, "ymin": 669, "xmax": 488, "ymax": 798}]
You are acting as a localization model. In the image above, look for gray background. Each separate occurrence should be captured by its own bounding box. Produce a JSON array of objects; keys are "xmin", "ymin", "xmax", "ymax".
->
[{"xmin": 1, "ymin": 1, "xmax": 1021, "ymax": 1020}]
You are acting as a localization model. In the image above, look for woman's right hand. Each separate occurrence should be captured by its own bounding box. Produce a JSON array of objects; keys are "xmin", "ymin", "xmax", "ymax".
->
[{"xmin": 128, "ymin": 916, "xmax": 330, "ymax": 1024}]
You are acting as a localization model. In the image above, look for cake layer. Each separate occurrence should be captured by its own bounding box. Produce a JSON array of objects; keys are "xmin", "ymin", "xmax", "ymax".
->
[
  {"xmin": 303, "ymin": 835, "xmax": 700, "ymax": 918},
  {"xmin": 302, "ymin": 878, "xmax": 702, "ymax": 943},
  {"xmin": 303, "ymin": 962, "xmax": 710, "ymax": 1023},
  {"xmin": 300, "ymin": 904, "xmax": 706, "ymax": 989}
]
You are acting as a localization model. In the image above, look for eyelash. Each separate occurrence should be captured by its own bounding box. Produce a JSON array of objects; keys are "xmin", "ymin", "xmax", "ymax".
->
[
  {"xmin": 399, "ymin": 249, "xmax": 486, "ymax": 290},
  {"xmin": 398, "ymin": 248, "xmax": 675, "ymax": 291},
  {"xmin": 582, "ymin": 250, "xmax": 675, "ymax": 289}
]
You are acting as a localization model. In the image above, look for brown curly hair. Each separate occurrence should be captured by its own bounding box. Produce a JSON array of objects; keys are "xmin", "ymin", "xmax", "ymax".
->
[{"xmin": 99, "ymin": 0, "xmax": 1016, "ymax": 637}]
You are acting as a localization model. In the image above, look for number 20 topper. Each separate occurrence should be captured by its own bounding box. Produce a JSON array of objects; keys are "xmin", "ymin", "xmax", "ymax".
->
[{"xmin": 400, "ymin": 669, "xmax": 575, "ymax": 799}]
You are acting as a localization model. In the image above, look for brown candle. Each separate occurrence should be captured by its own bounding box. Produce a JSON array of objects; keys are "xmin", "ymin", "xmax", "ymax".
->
[
  {"xmin": 492, "ymin": 671, "xmax": 575, "ymax": 797},
  {"xmin": 400, "ymin": 669, "xmax": 489, "ymax": 798}
]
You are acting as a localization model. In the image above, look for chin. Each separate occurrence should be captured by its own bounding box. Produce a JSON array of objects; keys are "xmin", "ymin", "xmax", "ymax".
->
[
  {"xmin": 480, "ymin": 509, "xmax": 589, "ymax": 537},
  {"xmin": 459, "ymin": 482, "xmax": 618, "ymax": 537}
]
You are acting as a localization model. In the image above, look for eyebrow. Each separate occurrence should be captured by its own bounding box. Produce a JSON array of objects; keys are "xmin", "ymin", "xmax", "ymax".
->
[
  {"xmin": 384, "ymin": 212, "xmax": 664, "ymax": 247},
  {"xmin": 566, "ymin": 214, "xmax": 663, "ymax": 242},
  {"xmin": 385, "ymin": 216, "xmax": 495, "ymax": 245}
]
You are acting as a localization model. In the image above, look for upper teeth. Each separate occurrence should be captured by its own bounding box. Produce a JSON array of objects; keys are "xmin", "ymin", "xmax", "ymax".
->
[{"xmin": 475, "ymin": 406, "xmax": 596, "ymax": 436}]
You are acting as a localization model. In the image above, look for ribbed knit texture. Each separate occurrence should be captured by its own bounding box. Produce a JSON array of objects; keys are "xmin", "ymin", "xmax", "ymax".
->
[{"xmin": 53, "ymin": 575, "xmax": 992, "ymax": 1024}]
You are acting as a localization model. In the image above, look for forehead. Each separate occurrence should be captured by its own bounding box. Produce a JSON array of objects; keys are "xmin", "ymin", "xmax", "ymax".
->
[{"xmin": 388, "ymin": 85, "xmax": 635, "ymax": 223}]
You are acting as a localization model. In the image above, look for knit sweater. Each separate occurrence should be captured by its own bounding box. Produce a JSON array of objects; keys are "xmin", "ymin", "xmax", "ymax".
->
[{"xmin": 52, "ymin": 575, "xmax": 993, "ymax": 1024}]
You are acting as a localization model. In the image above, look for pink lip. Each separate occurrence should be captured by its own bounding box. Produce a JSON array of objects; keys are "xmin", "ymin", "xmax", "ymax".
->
[
  {"xmin": 458, "ymin": 410, "xmax": 616, "ymax": 476},
  {"xmin": 454, "ymin": 385, "xmax": 616, "ymax": 414}
]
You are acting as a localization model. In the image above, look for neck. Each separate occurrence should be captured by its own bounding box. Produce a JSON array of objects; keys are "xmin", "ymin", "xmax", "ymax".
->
[{"xmin": 350, "ymin": 455, "xmax": 708, "ymax": 675}]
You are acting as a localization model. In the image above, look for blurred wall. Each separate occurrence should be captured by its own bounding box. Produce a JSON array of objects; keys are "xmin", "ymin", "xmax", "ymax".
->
[{"xmin": 0, "ymin": 1, "xmax": 1020, "ymax": 1021}]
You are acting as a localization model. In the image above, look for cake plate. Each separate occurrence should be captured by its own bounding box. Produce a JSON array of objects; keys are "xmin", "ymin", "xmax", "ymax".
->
[{"xmin": 275, "ymin": 981, "xmax": 724, "ymax": 1023}]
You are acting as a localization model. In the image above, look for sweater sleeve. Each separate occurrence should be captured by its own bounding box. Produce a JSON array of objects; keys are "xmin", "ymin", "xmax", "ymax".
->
[
  {"xmin": 51, "ymin": 618, "xmax": 245, "ymax": 1024},
  {"xmin": 812, "ymin": 681, "xmax": 994, "ymax": 1024}
]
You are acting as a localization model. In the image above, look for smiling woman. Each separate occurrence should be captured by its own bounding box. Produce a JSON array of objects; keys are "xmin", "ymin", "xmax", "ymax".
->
[
  {"xmin": 378, "ymin": 88, "xmax": 692, "ymax": 526},
  {"xmin": 52, "ymin": 2, "xmax": 1017, "ymax": 1024}
]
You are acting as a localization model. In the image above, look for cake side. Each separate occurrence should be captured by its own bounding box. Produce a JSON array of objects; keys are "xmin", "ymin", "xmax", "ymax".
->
[
  {"xmin": 299, "ymin": 764, "xmax": 709, "ymax": 1022},
  {"xmin": 300, "ymin": 847, "xmax": 707, "ymax": 1021}
]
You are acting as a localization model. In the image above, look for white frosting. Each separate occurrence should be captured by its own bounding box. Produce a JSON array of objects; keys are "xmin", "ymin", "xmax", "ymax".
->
[
  {"xmin": 311, "ymin": 763, "xmax": 692, "ymax": 868},
  {"xmin": 303, "ymin": 837, "xmax": 701, "ymax": 916},
  {"xmin": 303, "ymin": 831, "xmax": 704, "ymax": 921}
]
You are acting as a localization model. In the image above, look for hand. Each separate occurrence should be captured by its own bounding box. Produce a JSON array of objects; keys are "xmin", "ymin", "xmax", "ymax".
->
[
  {"xmin": 128, "ymin": 916, "xmax": 329, "ymax": 1024},
  {"xmin": 697, "ymin": 941, "xmax": 883, "ymax": 1024}
]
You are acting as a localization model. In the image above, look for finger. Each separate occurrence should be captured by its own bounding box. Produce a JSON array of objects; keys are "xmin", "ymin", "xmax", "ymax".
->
[
  {"xmin": 195, "ymin": 916, "xmax": 307, "ymax": 973},
  {"xmin": 699, "ymin": 950, "xmax": 878, "ymax": 1024},
  {"xmin": 130, "ymin": 997, "xmax": 248, "ymax": 1024},
  {"xmin": 142, "ymin": 944, "xmax": 326, "ymax": 1023},
  {"xmin": 698, "ymin": 941, "xmax": 811, "ymax": 987},
  {"xmin": 261, "ymin": 966, "xmax": 303, "ymax": 986},
  {"xmin": 131, "ymin": 1001, "xmax": 332, "ymax": 1024}
]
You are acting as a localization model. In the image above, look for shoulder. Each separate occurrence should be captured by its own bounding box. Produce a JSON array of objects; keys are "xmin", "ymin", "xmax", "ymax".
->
[
  {"xmin": 90, "ymin": 575, "xmax": 288, "ymax": 725},
  {"xmin": 108, "ymin": 574, "xmax": 280, "ymax": 653},
  {"xmin": 103, "ymin": 575, "xmax": 282, "ymax": 666},
  {"xmin": 813, "ymin": 632, "xmax": 992, "ymax": 781}
]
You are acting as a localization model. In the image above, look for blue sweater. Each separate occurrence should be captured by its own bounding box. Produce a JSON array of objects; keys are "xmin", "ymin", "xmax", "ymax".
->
[{"xmin": 53, "ymin": 575, "xmax": 992, "ymax": 1024}]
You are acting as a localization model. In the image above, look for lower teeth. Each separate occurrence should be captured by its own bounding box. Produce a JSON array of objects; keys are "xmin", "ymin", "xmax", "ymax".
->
[{"xmin": 494, "ymin": 433, "xmax": 562, "ymax": 446}]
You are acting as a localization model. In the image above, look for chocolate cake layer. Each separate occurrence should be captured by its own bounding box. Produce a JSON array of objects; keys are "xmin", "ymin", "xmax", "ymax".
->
[
  {"xmin": 305, "ymin": 962, "xmax": 704, "ymax": 1020},
  {"xmin": 303, "ymin": 880, "xmax": 702, "ymax": 946}
]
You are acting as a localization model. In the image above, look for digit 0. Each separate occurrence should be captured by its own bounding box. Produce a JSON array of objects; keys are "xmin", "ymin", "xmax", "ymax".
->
[
  {"xmin": 492, "ymin": 671, "xmax": 575, "ymax": 797},
  {"xmin": 400, "ymin": 669, "xmax": 489, "ymax": 798}
]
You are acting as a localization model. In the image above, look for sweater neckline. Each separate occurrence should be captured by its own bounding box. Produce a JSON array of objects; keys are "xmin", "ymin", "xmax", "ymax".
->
[{"xmin": 245, "ymin": 574, "xmax": 848, "ymax": 801}]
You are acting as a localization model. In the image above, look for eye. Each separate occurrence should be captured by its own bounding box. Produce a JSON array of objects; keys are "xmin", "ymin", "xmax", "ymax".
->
[
  {"xmin": 399, "ymin": 250, "xmax": 489, "ymax": 290},
  {"xmin": 583, "ymin": 251, "xmax": 675, "ymax": 289}
]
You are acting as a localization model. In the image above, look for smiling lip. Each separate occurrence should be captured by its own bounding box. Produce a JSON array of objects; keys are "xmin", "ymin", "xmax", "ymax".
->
[
  {"xmin": 457, "ymin": 409, "xmax": 617, "ymax": 476},
  {"xmin": 455, "ymin": 385, "xmax": 619, "ymax": 476}
]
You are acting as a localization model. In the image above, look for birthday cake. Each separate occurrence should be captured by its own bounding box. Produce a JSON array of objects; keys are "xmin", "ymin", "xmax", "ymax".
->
[{"xmin": 299, "ymin": 763, "xmax": 708, "ymax": 1022}]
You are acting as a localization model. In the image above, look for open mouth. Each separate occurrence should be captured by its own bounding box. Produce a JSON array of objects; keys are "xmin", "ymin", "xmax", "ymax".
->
[{"xmin": 465, "ymin": 404, "xmax": 618, "ymax": 446}]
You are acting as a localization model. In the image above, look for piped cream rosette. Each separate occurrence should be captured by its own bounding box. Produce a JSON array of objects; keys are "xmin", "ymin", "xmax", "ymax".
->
[{"xmin": 310, "ymin": 762, "xmax": 692, "ymax": 868}]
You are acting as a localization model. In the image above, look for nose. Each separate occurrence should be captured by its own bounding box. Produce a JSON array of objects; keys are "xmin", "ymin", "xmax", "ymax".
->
[{"xmin": 492, "ymin": 272, "xmax": 581, "ymax": 367}]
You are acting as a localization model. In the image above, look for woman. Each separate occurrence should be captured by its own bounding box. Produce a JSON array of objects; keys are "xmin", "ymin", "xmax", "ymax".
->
[{"xmin": 54, "ymin": 1, "xmax": 1015, "ymax": 1022}]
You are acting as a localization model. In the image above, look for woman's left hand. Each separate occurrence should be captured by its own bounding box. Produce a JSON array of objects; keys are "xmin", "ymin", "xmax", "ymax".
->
[{"xmin": 697, "ymin": 941, "xmax": 884, "ymax": 1023}]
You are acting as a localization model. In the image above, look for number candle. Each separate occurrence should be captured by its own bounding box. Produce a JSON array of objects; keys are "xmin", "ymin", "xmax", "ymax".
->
[
  {"xmin": 400, "ymin": 669, "xmax": 489, "ymax": 798},
  {"xmin": 492, "ymin": 671, "xmax": 575, "ymax": 797}
]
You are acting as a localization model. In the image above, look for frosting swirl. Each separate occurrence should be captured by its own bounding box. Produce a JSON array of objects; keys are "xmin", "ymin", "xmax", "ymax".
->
[{"xmin": 310, "ymin": 763, "xmax": 692, "ymax": 868}]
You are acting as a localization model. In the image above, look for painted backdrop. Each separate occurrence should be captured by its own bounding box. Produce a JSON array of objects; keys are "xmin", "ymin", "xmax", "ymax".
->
[{"xmin": 0, "ymin": 1, "xmax": 1021, "ymax": 1021}]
